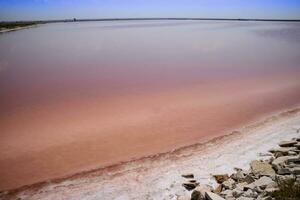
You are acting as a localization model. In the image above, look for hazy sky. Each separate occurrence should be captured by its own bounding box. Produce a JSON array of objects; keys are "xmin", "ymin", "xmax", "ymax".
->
[{"xmin": 1, "ymin": 0, "xmax": 300, "ymax": 21}]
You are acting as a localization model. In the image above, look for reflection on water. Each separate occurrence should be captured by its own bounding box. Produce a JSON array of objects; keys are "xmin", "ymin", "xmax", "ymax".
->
[{"xmin": 0, "ymin": 21, "xmax": 299, "ymax": 114}]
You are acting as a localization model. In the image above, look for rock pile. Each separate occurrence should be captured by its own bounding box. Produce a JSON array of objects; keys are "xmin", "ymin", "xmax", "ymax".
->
[{"xmin": 179, "ymin": 137, "xmax": 300, "ymax": 200}]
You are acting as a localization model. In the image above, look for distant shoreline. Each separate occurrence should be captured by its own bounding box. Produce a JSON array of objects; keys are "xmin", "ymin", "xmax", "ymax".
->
[
  {"xmin": 1, "ymin": 17, "xmax": 300, "ymax": 24},
  {"xmin": 1, "ymin": 18, "xmax": 299, "ymax": 33},
  {"xmin": 0, "ymin": 22, "xmax": 40, "ymax": 33}
]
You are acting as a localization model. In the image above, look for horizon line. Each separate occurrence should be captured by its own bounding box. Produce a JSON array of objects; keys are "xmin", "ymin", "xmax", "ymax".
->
[{"xmin": 1, "ymin": 17, "xmax": 300, "ymax": 23}]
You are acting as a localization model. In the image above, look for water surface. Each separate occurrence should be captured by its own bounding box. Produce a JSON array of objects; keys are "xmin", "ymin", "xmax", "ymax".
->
[{"xmin": 0, "ymin": 20, "xmax": 300, "ymax": 191}]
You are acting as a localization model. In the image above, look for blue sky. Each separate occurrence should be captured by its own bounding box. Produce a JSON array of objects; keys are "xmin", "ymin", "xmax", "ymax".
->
[{"xmin": 1, "ymin": 0, "xmax": 300, "ymax": 21}]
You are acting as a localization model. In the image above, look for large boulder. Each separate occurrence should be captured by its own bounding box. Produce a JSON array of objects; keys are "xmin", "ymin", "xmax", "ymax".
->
[
  {"xmin": 205, "ymin": 191, "xmax": 226, "ymax": 200},
  {"xmin": 250, "ymin": 160, "xmax": 275, "ymax": 177},
  {"xmin": 278, "ymin": 140, "xmax": 297, "ymax": 147}
]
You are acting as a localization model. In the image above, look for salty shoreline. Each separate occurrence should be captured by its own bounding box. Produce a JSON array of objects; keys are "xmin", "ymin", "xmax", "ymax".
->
[{"xmin": 1, "ymin": 107, "xmax": 300, "ymax": 200}]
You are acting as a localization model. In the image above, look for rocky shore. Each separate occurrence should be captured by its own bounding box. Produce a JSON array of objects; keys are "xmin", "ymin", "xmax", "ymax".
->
[{"xmin": 179, "ymin": 137, "xmax": 300, "ymax": 200}]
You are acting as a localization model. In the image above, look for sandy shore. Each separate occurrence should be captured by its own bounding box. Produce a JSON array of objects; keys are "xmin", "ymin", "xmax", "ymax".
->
[{"xmin": 1, "ymin": 107, "xmax": 300, "ymax": 200}]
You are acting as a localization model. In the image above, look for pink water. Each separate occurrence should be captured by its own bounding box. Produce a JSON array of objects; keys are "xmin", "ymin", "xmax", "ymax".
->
[{"xmin": 0, "ymin": 20, "xmax": 300, "ymax": 191}]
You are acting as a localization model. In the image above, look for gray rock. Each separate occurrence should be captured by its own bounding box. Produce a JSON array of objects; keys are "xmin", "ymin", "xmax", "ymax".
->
[
  {"xmin": 294, "ymin": 142, "xmax": 300, "ymax": 149},
  {"xmin": 250, "ymin": 160, "xmax": 275, "ymax": 177},
  {"xmin": 220, "ymin": 190, "xmax": 234, "ymax": 199},
  {"xmin": 278, "ymin": 140, "xmax": 297, "ymax": 147},
  {"xmin": 205, "ymin": 191, "xmax": 226, "ymax": 200},
  {"xmin": 232, "ymin": 188, "xmax": 244, "ymax": 198},
  {"xmin": 277, "ymin": 167, "xmax": 292, "ymax": 175},
  {"xmin": 236, "ymin": 197, "xmax": 254, "ymax": 200},
  {"xmin": 292, "ymin": 167, "xmax": 300, "ymax": 175},
  {"xmin": 244, "ymin": 183, "xmax": 256, "ymax": 191},
  {"xmin": 236, "ymin": 182, "xmax": 248, "ymax": 191},
  {"xmin": 275, "ymin": 174, "xmax": 296, "ymax": 182},
  {"xmin": 243, "ymin": 175, "xmax": 255, "ymax": 184},
  {"xmin": 231, "ymin": 171, "xmax": 245, "ymax": 182},
  {"xmin": 288, "ymin": 151, "xmax": 297, "ymax": 156},
  {"xmin": 256, "ymin": 196, "xmax": 272, "ymax": 200},
  {"xmin": 243, "ymin": 189, "xmax": 258, "ymax": 198},
  {"xmin": 269, "ymin": 147, "xmax": 297, "ymax": 154},
  {"xmin": 264, "ymin": 187, "xmax": 279, "ymax": 193},
  {"xmin": 272, "ymin": 156, "xmax": 290, "ymax": 171},
  {"xmin": 253, "ymin": 176, "xmax": 274, "ymax": 190},
  {"xmin": 222, "ymin": 178, "xmax": 236, "ymax": 190},
  {"xmin": 287, "ymin": 155, "xmax": 300, "ymax": 163},
  {"xmin": 191, "ymin": 190, "xmax": 205, "ymax": 200}
]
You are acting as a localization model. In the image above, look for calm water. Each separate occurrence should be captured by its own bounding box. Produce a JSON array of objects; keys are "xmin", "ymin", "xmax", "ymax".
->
[{"xmin": 0, "ymin": 20, "xmax": 300, "ymax": 190}]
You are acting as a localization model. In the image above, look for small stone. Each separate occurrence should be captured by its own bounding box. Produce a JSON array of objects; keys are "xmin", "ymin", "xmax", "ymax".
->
[
  {"xmin": 264, "ymin": 187, "xmax": 279, "ymax": 193},
  {"xmin": 222, "ymin": 178, "xmax": 236, "ymax": 190},
  {"xmin": 213, "ymin": 174, "xmax": 230, "ymax": 184},
  {"xmin": 272, "ymin": 156, "xmax": 290, "ymax": 171},
  {"xmin": 253, "ymin": 176, "xmax": 274, "ymax": 190},
  {"xmin": 182, "ymin": 173, "xmax": 194, "ymax": 178},
  {"xmin": 244, "ymin": 183, "xmax": 256, "ymax": 191},
  {"xmin": 243, "ymin": 175, "xmax": 255, "ymax": 184},
  {"xmin": 278, "ymin": 140, "xmax": 297, "ymax": 147},
  {"xmin": 232, "ymin": 188, "xmax": 243, "ymax": 198},
  {"xmin": 292, "ymin": 167, "xmax": 300, "ymax": 175},
  {"xmin": 236, "ymin": 182, "xmax": 248, "ymax": 191},
  {"xmin": 277, "ymin": 168, "xmax": 291, "ymax": 175},
  {"xmin": 220, "ymin": 189, "xmax": 233, "ymax": 198},
  {"xmin": 236, "ymin": 197, "xmax": 254, "ymax": 200},
  {"xmin": 243, "ymin": 189, "xmax": 258, "ymax": 198},
  {"xmin": 274, "ymin": 152, "xmax": 285, "ymax": 158},
  {"xmin": 257, "ymin": 196, "xmax": 272, "ymax": 200},
  {"xmin": 205, "ymin": 191, "xmax": 226, "ymax": 200},
  {"xmin": 231, "ymin": 171, "xmax": 245, "ymax": 182},
  {"xmin": 213, "ymin": 184, "xmax": 223, "ymax": 194},
  {"xmin": 287, "ymin": 155, "xmax": 300, "ymax": 163},
  {"xmin": 191, "ymin": 190, "xmax": 205, "ymax": 200},
  {"xmin": 182, "ymin": 182, "xmax": 198, "ymax": 190},
  {"xmin": 294, "ymin": 142, "xmax": 300, "ymax": 149},
  {"xmin": 288, "ymin": 151, "xmax": 297, "ymax": 156}
]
